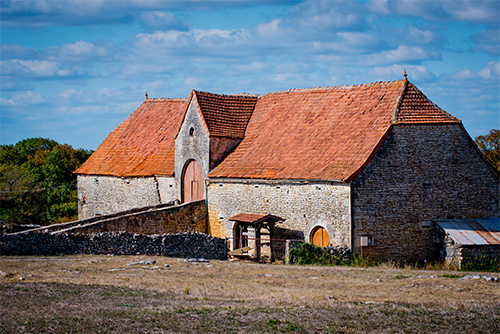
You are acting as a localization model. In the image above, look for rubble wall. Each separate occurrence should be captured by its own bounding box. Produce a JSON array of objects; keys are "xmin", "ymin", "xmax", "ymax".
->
[{"xmin": 1, "ymin": 231, "xmax": 226, "ymax": 260}]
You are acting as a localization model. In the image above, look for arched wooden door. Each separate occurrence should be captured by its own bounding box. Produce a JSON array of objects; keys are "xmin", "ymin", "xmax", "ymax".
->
[
  {"xmin": 311, "ymin": 226, "xmax": 330, "ymax": 247},
  {"xmin": 182, "ymin": 160, "xmax": 204, "ymax": 203}
]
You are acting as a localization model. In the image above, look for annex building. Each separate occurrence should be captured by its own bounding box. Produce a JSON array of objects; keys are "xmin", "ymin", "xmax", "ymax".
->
[{"xmin": 75, "ymin": 78, "xmax": 499, "ymax": 262}]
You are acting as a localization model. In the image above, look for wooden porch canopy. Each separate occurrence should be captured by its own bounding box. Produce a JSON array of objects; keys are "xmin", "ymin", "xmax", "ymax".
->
[
  {"xmin": 229, "ymin": 213, "xmax": 285, "ymax": 262},
  {"xmin": 229, "ymin": 213, "xmax": 285, "ymax": 225}
]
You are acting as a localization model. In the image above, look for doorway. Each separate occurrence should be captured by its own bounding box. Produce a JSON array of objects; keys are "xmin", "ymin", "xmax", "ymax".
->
[
  {"xmin": 310, "ymin": 226, "xmax": 330, "ymax": 247},
  {"xmin": 182, "ymin": 159, "xmax": 203, "ymax": 202}
]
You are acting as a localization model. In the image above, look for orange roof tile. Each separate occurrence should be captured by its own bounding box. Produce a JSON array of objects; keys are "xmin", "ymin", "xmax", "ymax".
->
[
  {"xmin": 77, "ymin": 79, "xmax": 461, "ymax": 180},
  {"xmin": 194, "ymin": 91, "xmax": 258, "ymax": 138},
  {"xmin": 75, "ymin": 98, "xmax": 187, "ymax": 177},
  {"xmin": 229, "ymin": 213, "xmax": 285, "ymax": 224},
  {"xmin": 208, "ymin": 80, "xmax": 460, "ymax": 181},
  {"xmin": 393, "ymin": 83, "xmax": 460, "ymax": 124}
]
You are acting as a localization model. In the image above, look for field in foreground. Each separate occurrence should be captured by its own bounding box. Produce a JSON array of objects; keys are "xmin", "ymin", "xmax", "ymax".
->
[{"xmin": 1, "ymin": 255, "xmax": 499, "ymax": 333}]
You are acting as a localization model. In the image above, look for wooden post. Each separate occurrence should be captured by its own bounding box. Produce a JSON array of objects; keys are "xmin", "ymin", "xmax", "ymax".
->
[
  {"xmin": 269, "ymin": 222, "xmax": 275, "ymax": 263},
  {"xmin": 255, "ymin": 223, "xmax": 261, "ymax": 262}
]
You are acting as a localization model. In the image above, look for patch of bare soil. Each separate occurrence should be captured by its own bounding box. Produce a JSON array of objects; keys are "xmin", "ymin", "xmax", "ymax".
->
[{"xmin": 1, "ymin": 255, "xmax": 499, "ymax": 333}]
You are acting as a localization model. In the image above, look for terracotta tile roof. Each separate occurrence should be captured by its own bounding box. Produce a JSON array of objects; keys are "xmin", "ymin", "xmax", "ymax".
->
[
  {"xmin": 75, "ymin": 98, "xmax": 187, "ymax": 177},
  {"xmin": 194, "ymin": 91, "xmax": 258, "ymax": 138},
  {"xmin": 393, "ymin": 83, "xmax": 460, "ymax": 124},
  {"xmin": 208, "ymin": 80, "xmax": 461, "ymax": 181},
  {"xmin": 77, "ymin": 79, "xmax": 462, "ymax": 180},
  {"xmin": 229, "ymin": 213, "xmax": 285, "ymax": 224}
]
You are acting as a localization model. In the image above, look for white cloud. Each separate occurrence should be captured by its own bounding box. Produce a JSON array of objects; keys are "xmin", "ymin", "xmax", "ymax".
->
[
  {"xmin": 373, "ymin": 0, "xmax": 499, "ymax": 23},
  {"xmin": 368, "ymin": 64, "xmax": 435, "ymax": 82},
  {"xmin": 1, "ymin": 59, "xmax": 89, "ymax": 77},
  {"xmin": 0, "ymin": 91, "xmax": 44, "ymax": 107},
  {"xmin": 448, "ymin": 61, "xmax": 500, "ymax": 81},
  {"xmin": 138, "ymin": 11, "xmax": 188, "ymax": 31},
  {"xmin": 366, "ymin": 45, "xmax": 441, "ymax": 65},
  {"xmin": 472, "ymin": 29, "xmax": 500, "ymax": 56},
  {"xmin": 478, "ymin": 61, "xmax": 500, "ymax": 80}
]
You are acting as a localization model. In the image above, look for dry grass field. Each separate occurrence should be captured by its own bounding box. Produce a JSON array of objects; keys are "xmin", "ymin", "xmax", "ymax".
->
[{"xmin": 1, "ymin": 255, "xmax": 499, "ymax": 333}]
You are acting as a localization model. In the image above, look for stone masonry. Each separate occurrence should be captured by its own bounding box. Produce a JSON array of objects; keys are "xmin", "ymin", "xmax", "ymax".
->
[
  {"xmin": 1, "ymin": 231, "xmax": 226, "ymax": 259},
  {"xmin": 175, "ymin": 99, "xmax": 210, "ymax": 198},
  {"xmin": 207, "ymin": 179, "xmax": 351, "ymax": 246},
  {"xmin": 351, "ymin": 124, "xmax": 499, "ymax": 262},
  {"xmin": 78, "ymin": 174, "xmax": 178, "ymax": 220},
  {"xmin": 16, "ymin": 200, "xmax": 207, "ymax": 236}
]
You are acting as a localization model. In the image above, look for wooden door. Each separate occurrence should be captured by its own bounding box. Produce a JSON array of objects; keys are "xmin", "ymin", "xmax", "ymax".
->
[
  {"xmin": 182, "ymin": 160, "xmax": 203, "ymax": 202},
  {"xmin": 311, "ymin": 226, "xmax": 330, "ymax": 247}
]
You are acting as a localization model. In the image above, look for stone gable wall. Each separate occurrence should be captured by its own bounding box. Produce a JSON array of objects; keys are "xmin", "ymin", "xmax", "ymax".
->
[
  {"xmin": 175, "ymin": 99, "xmax": 210, "ymax": 199},
  {"xmin": 78, "ymin": 175, "xmax": 177, "ymax": 220},
  {"xmin": 351, "ymin": 124, "xmax": 499, "ymax": 262},
  {"xmin": 207, "ymin": 179, "xmax": 351, "ymax": 246}
]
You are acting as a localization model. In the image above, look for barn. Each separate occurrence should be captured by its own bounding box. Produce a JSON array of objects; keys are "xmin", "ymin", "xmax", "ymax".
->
[{"xmin": 75, "ymin": 77, "xmax": 499, "ymax": 262}]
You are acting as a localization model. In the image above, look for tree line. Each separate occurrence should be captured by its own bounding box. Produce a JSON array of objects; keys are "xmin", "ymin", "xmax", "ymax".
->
[
  {"xmin": 0, "ymin": 138, "xmax": 92, "ymax": 227},
  {"xmin": 474, "ymin": 129, "xmax": 499, "ymax": 171}
]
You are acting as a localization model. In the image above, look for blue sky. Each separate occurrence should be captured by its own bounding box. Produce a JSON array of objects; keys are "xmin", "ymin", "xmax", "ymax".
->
[{"xmin": 1, "ymin": 0, "xmax": 499, "ymax": 150}]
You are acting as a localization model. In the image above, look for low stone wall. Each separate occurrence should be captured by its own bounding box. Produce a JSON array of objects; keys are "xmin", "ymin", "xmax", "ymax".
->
[
  {"xmin": 12, "ymin": 200, "xmax": 207, "ymax": 236},
  {"xmin": 461, "ymin": 245, "xmax": 500, "ymax": 265},
  {"xmin": 1, "ymin": 231, "xmax": 226, "ymax": 260}
]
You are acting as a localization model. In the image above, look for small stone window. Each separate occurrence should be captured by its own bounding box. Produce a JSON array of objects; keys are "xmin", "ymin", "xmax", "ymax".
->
[{"xmin": 189, "ymin": 127, "xmax": 195, "ymax": 136}]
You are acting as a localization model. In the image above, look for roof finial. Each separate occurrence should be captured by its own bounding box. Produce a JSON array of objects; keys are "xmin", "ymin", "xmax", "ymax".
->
[
  {"xmin": 403, "ymin": 70, "xmax": 408, "ymax": 81},
  {"xmin": 145, "ymin": 91, "xmax": 148, "ymax": 99}
]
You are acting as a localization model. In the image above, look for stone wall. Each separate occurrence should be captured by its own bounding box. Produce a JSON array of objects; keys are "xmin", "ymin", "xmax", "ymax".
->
[
  {"xmin": 461, "ymin": 245, "xmax": 500, "ymax": 266},
  {"xmin": 78, "ymin": 174, "xmax": 178, "ymax": 219},
  {"xmin": 14, "ymin": 200, "xmax": 207, "ymax": 236},
  {"xmin": 1, "ymin": 231, "xmax": 226, "ymax": 259},
  {"xmin": 351, "ymin": 124, "xmax": 499, "ymax": 262},
  {"xmin": 70, "ymin": 200, "xmax": 207, "ymax": 235},
  {"xmin": 207, "ymin": 179, "xmax": 351, "ymax": 247}
]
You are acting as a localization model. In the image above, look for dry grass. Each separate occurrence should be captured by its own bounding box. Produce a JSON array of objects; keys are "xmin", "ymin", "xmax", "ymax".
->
[{"xmin": 1, "ymin": 255, "xmax": 499, "ymax": 333}]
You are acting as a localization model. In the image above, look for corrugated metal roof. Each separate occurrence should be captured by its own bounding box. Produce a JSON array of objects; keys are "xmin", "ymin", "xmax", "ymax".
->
[{"xmin": 435, "ymin": 218, "xmax": 500, "ymax": 245}]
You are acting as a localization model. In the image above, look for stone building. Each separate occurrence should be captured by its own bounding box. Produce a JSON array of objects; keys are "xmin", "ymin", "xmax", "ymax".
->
[{"xmin": 75, "ymin": 78, "xmax": 499, "ymax": 262}]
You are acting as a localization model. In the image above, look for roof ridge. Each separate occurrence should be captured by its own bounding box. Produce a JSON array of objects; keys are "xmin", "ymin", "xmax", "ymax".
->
[
  {"xmin": 194, "ymin": 90, "xmax": 259, "ymax": 98},
  {"xmin": 145, "ymin": 97, "xmax": 188, "ymax": 102},
  {"xmin": 261, "ymin": 79, "xmax": 406, "ymax": 97},
  {"xmin": 391, "ymin": 79, "xmax": 410, "ymax": 124}
]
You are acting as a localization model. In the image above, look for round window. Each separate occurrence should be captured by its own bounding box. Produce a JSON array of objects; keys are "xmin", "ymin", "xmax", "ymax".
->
[{"xmin": 189, "ymin": 127, "xmax": 195, "ymax": 136}]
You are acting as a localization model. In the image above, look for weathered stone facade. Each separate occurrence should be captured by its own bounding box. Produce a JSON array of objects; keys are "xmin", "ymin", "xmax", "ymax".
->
[
  {"xmin": 207, "ymin": 179, "xmax": 351, "ymax": 246},
  {"xmin": 351, "ymin": 124, "xmax": 499, "ymax": 262},
  {"xmin": 78, "ymin": 174, "xmax": 178, "ymax": 220}
]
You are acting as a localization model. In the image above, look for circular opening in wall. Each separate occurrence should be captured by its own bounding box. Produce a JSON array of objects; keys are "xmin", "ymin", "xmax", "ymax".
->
[{"xmin": 189, "ymin": 127, "xmax": 195, "ymax": 136}]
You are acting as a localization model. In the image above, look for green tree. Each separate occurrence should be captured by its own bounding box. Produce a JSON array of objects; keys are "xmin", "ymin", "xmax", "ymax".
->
[
  {"xmin": 474, "ymin": 129, "xmax": 500, "ymax": 171},
  {"xmin": 0, "ymin": 138, "xmax": 92, "ymax": 226}
]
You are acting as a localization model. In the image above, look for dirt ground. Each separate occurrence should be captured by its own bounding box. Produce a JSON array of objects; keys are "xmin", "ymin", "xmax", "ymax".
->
[{"xmin": 1, "ymin": 255, "xmax": 499, "ymax": 333}]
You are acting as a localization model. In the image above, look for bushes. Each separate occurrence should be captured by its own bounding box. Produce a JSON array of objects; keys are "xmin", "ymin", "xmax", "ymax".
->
[
  {"xmin": 289, "ymin": 242, "xmax": 372, "ymax": 267},
  {"xmin": 461, "ymin": 255, "xmax": 499, "ymax": 272}
]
